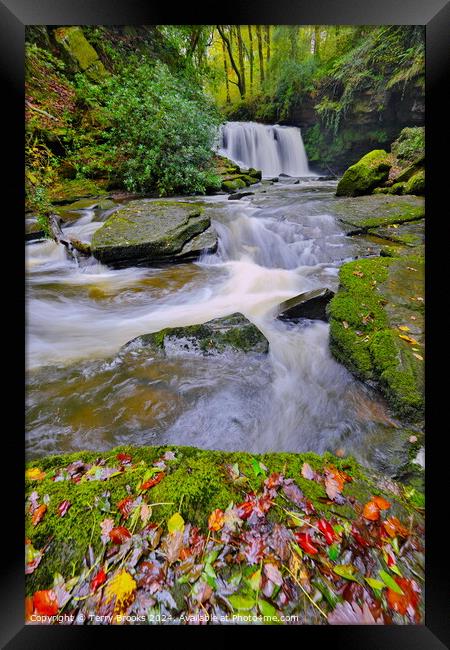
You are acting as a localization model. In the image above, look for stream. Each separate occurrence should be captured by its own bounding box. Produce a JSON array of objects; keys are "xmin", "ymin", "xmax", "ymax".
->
[{"xmin": 26, "ymin": 176, "xmax": 404, "ymax": 474}]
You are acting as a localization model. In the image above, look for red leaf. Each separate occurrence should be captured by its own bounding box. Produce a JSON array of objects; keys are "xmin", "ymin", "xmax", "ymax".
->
[
  {"xmin": 295, "ymin": 532, "xmax": 319, "ymax": 555},
  {"xmin": 33, "ymin": 589, "xmax": 59, "ymax": 616},
  {"xmin": 318, "ymin": 519, "xmax": 336, "ymax": 545},
  {"xmin": 32, "ymin": 504, "xmax": 47, "ymax": 527},
  {"xmin": 140, "ymin": 472, "xmax": 165, "ymax": 491},
  {"xmin": 109, "ymin": 526, "xmax": 132, "ymax": 544},
  {"xmin": 117, "ymin": 453, "xmax": 132, "ymax": 464},
  {"xmin": 237, "ymin": 501, "xmax": 254, "ymax": 520},
  {"xmin": 117, "ymin": 496, "xmax": 135, "ymax": 519},
  {"xmin": 351, "ymin": 526, "xmax": 370, "ymax": 547},
  {"xmin": 90, "ymin": 567, "xmax": 107, "ymax": 591},
  {"xmin": 57, "ymin": 500, "xmax": 71, "ymax": 517}
]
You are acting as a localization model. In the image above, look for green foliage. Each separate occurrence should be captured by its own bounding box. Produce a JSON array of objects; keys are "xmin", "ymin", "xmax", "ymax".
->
[
  {"xmin": 102, "ymin": 60, "xmax": 221, "ymax": 195},
  {"xmin": 391, "ymin": 127, "xmax": 425, "ymax": 162}
]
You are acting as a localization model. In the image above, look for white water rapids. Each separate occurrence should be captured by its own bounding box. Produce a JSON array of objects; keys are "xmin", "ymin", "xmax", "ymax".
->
[
  {"xmin": 26, "ymin": 175, "xmax": 398, "ymax": 467},
  {"xmin": 218, "ymin": 121, "xmax": 312, "ymax": 177}
]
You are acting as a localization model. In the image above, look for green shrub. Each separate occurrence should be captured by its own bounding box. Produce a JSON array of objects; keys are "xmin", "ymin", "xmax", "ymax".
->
[{"xmin": 102, "ymin": 60, "xmax": 221, "ymax": 195}]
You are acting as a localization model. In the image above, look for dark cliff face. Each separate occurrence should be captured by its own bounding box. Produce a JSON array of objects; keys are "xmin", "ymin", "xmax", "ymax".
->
[{"xmin": 287, "ymin": 84, "xmax": 424, "ymax": 174}]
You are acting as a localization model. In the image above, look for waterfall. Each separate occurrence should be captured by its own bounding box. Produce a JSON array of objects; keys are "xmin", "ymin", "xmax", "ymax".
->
[{"xmin": 218, "ymin": 121, "xmax": 312, "ymax": 178}]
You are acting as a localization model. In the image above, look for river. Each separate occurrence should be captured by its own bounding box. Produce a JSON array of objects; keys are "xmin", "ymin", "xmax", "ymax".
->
[{"xmin": 26, "ymin": 174, "xmax": 404, "ymax": 474}]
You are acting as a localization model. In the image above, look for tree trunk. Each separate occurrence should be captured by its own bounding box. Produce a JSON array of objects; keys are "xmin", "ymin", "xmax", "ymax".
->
[
  {"xmin": 256, "ymin": 25, "xmax": 265, "ymax": 86},
  {"xmin": 265, "ymin": 25, "xmax": 271, "ymax": 63},
  {"xmin": 217, "ymin": 25, "xmax": 245, "ymax": 99},
  {"xmin": 235, "ymin": 26, "xmax": 246, "ymax": 98},
  {"xmin": 221, "ymin": 38, "xmax": 231, "ymax": 104},
  {"xmin": 314, "ymin": 26, "xmax": 321, "ymax": 58},
  {"xmin": 247, "ymin": 25, "xmax": 254, "ymax": 95}
]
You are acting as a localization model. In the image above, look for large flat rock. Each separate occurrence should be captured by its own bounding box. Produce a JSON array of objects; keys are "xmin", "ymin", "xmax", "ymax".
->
[
  {"xmin": 91, "ymin": 199, "xmax": 217, "ymax": 266},
  {"xmin": 333, "ymin": 195, "xmax": 424, "ymax": 234}
]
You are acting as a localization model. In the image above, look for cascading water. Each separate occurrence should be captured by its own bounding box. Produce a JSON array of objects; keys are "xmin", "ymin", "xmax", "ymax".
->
[
  {"xmin": 218, "ymin": 121, "xmax": 312, "ymax": 177},
  {"xmin": 26, "ymin": 170, "xmax": 399, "ymax": 473}
]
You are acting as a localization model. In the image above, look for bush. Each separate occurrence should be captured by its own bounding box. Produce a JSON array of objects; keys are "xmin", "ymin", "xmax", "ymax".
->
[{"xmin": 103, "ymin": 60, "xmax": 221, "ymax": 195}]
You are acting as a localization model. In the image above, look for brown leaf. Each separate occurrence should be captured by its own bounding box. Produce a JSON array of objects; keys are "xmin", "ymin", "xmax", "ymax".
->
[{"xmin": 32, "ymin": 504, "xmax": 47, "ymax": 527}]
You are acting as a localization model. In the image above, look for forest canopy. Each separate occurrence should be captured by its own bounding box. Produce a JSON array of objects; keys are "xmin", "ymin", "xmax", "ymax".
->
[{"xmin": 25, "ymin": 25, "xmax": 424, "ymax": 205}]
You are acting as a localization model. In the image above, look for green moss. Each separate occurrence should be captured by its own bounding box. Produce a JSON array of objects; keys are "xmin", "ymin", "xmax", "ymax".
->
[
  {"xmin": 128, "ymin": 315, "xmax": 269, "ymax": 355},
  {"xmin": 404, "ymin": 170, "xmax": 425, "ymax": 195},
  {"xmin": 336, "ymin": 150, "xmax": 391, "ymax": 197},
  {"xmin": 391, "ymin": 127, "xmax": 425, "ymax": 163},
  {"xmin": 27, "ymin": 444, "xmax": 418, "ymax": 593},
  {"xmin": 47, "ymin": 178, "xmax": 107, "ymax": 204},
  {"xmin": 54, "ymin": 27, "xmax": 106, "ymax": 82},
  {"xmin": 328, "ymin": 256, "xmax": 424, "ymax": 420},
  {"xmin": 222, "ymin": 178, "xmax": 247, "ymax": 192}
]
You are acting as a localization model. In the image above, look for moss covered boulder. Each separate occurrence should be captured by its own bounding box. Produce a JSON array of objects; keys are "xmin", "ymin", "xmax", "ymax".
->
[
  {"xmin": 124, "ymin": 313, "xmax": 269, "ymax": 355},
  {"xmin": 54, "ymin": 27, "xmax": 106, "ymax": 82},
  {"xmin": 91, "ymin": 200, "xmax": 217, "ymax": 266},
  {"xmin": 328, "ymin": 255, "xmax": 424, "ymax": 422},
  {"xmin": 336, "ymin": 150, "xmax": 391, "ymax": 197}
]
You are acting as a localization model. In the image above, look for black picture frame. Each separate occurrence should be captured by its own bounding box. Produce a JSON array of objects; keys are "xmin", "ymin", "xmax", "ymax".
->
[{"xmin": 2, "ymin": 0, "xmax": 449, "ymax": 646}]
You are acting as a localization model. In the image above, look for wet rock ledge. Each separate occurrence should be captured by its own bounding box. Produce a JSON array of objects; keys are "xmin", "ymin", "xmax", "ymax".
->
[{"xmin": 91, "ymin": 199, "xmax": 217, "ymax": 266}]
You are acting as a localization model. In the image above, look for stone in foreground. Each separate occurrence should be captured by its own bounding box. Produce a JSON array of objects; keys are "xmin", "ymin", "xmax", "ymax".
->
[
  {"xmin": 278, "ymin": 288, "xmax": 335, "ymax": 322},
  {"xmin": 91, "ymin": 199, "xmax": 217, "ymax": 266},
  {"xmin": 124, "ymin": 313, "xmax": 269, "ymax": 355}
]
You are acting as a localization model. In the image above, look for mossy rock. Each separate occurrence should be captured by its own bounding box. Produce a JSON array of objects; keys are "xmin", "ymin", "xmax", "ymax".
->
[
  {"xmin": 222, "ymin": 178, "xmax": 247, "ymax": 192},
  {"xmin": 91, "ymin": 200, "xmax": 216, "ymax": 265},
  {"xmin": 54, "ymin": 27, "xmax": 106, "ymax": 82},
  {"xmin": 391, "ymin": 127, "xmax": 425, "ymax": 163},
  {"xmin": 333, "ymin": 195, "xmax": 425, "ymax": 234},
  {"xmin": 25, "ymin": 444, "xmax": 422, "ymax": 593},
  {"xmin": 336, "ymin": 150, "xmax": 392, "ymax": 197},
  {"xmin": 328, "ymin": 256, "xmax": 424, "ymax": 421},
  {"xmin": 123, "ymin": 313, "xmax": 269, "ymax": 355},
  {"xmin": 404, "ymin": 171, "xmax": 425, "ymax": 196},
  {"xmin": 47, "ymin": 178, "xmax": 108, "ymax": 204}
]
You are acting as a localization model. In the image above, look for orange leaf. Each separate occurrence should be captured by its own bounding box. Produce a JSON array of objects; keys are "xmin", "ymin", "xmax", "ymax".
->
[
  {"xmin": 383, "ymin": 516, "xmax": 409, "ymax": 538},
  {"xmin": 362, "ymin": 500, "xmax": 380, "ymax": 521},
  {"xmin": 372, "ymin": 495, "xmax": 391, "ymax": 510},
  {"xmin": 32, "ymin": 504, "xmax": 47, "ymax": 527},
  {"xmin": 25, "ymin": 596, "xmax": 34, "ymax": 621},
  {"xmin": 208, "ymin": 508, "xmax": 225, "ymax": 532},
  {"xmin": 33, "ymin": 589, "xmax": 59, "ymax": 616},
  {"xmin": 386, "ymin": 577, "xmax": 420, "ymax": 620}
]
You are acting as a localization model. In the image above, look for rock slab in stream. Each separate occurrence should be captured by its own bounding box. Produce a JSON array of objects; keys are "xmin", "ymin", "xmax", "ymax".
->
[
  {"xmin": 91, "ymin": 199, "xmax": 217, "ymax": 266},
  {"xmin": 278, "ymin": 288, "xmax": 335, "ymax": 322},
  {"xmin": 124, "ymin": 313, "xmax": 269, "ymax": 355}
]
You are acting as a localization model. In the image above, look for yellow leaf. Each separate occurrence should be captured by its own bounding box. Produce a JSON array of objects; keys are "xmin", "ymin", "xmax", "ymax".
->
[
  {"xmin": 105, "ymin": 570, "xmax": 136, "ymax": 614},
  {"xmin": 399, "ymin": 334, "xmax": 419, "ymax": 345},
  {"xmin": 342, "ymin": 321, "xmax": 349, "ymax": 329},
  {"xmin": 26, "ymin": 468, "xmax": 46, "ymax": 481},
  {"xmin": 413, "ymin": 353, "xmax": 423, "ymax": 361},
  {"xmin": 167, "ymin": 512, "xmax": 185, "ymax": 533},
  {"xmin": 398, "ymin": 325, "xmax": 410, "ymax": 332}
]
